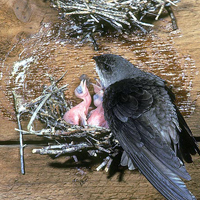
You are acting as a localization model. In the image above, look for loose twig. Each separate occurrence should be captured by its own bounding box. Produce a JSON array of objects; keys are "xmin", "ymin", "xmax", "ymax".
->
[{"xmin": 13, "ymin": 91, "xmax": 26, "ymax": 175}]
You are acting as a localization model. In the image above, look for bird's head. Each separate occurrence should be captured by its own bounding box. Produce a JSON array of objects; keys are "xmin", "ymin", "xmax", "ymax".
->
[{"xmin": 93, "ymin": 54, "xmax": 142, "ymax": 88}]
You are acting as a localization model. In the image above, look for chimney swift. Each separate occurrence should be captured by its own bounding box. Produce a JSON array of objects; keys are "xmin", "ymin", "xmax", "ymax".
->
[{"xmin": 93, "ymin": 53, "xmax": 200, "ymax": 200}]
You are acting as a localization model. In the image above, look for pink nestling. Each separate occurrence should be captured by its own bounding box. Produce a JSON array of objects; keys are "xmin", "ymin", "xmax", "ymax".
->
[
  {"xmin": 63, "ymin": 79, "xmax": 92, "ymax": 126},
  {"xmin": 87, "ymin": 79, "xmax": 108, "ymax": 128}
]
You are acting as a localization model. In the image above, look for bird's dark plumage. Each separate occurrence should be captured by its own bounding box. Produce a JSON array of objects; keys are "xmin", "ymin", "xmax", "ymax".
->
[{"xmin": 93, "ymin": 54, "xmax": 200, "ymax": 200}]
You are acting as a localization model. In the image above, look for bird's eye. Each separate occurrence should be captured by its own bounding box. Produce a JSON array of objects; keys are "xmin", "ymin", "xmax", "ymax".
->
[{"xmin": 103, "ymin": 63, "xmax": 112, "ymax": 72}]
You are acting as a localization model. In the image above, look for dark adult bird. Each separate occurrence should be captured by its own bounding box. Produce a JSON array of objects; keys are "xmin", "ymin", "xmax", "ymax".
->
[{"xmin": 93, "ymin": 54, "xmax": 200, "ymax": 200}]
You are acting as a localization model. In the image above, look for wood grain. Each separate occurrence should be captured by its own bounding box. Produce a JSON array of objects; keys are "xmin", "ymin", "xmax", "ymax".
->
[{"xmin": 0, "ymin": 0, "xmax": 200, "ymax": 199}]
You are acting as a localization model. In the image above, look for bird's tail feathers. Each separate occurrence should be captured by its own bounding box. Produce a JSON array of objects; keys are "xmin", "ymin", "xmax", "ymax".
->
[{"xmin": 129, "ymin": 147, "xmax": 196, "ymax": 200}]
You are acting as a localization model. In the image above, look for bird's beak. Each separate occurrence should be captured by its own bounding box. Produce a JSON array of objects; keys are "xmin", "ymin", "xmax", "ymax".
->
[{"xmin": 75, "ymin": 80, "xmax": 86, "ymax": 94}]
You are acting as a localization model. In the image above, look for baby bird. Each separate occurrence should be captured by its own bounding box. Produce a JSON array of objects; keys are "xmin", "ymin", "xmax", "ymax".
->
[
  {"xmin": 63, "ymin": 80, "xmax": 92, "ymax": 126},
  {"xmin": 87, "ymin": 79, "xmax": 108, "ymax": 128}
]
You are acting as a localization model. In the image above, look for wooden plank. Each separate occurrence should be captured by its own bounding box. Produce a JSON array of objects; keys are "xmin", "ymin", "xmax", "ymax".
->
[
  {"xmin": 1, "ymin": 147, "xmax": 199, "ymax": 199},
  {"xmin": 0, "ymin": 0, "xmax": 200, "ymax": 199}
]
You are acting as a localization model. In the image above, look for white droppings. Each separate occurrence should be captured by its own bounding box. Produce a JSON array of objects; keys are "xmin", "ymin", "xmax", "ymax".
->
[{"xmin": 12, "ymin": 57, "xmax": 34, "ymax": 88}]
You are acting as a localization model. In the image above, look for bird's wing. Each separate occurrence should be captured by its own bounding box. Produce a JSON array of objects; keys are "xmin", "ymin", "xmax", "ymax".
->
[
  {"xmin": 103, "ymin": 78, "xmax": 196, "ymax": 200},
  {"xmin": 165, "ymin": 85, "xmax": 200, "ymax": 163},
  {"xmin": 176, "ymin": 107, "xmax": 200, "ymax": 162}
]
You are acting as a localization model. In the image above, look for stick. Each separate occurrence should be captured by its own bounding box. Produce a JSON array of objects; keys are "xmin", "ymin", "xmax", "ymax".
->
[
  {"xmin": 13, "ymin": 91, "xmax": 25, "ymax": 175},
  {"xmin": 18, "ymin": 113, "xmax": 25, "ymax": 175},
  {"xmin": 32, "ymin": 143, "xmax": 91, "ymax": 155}
]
